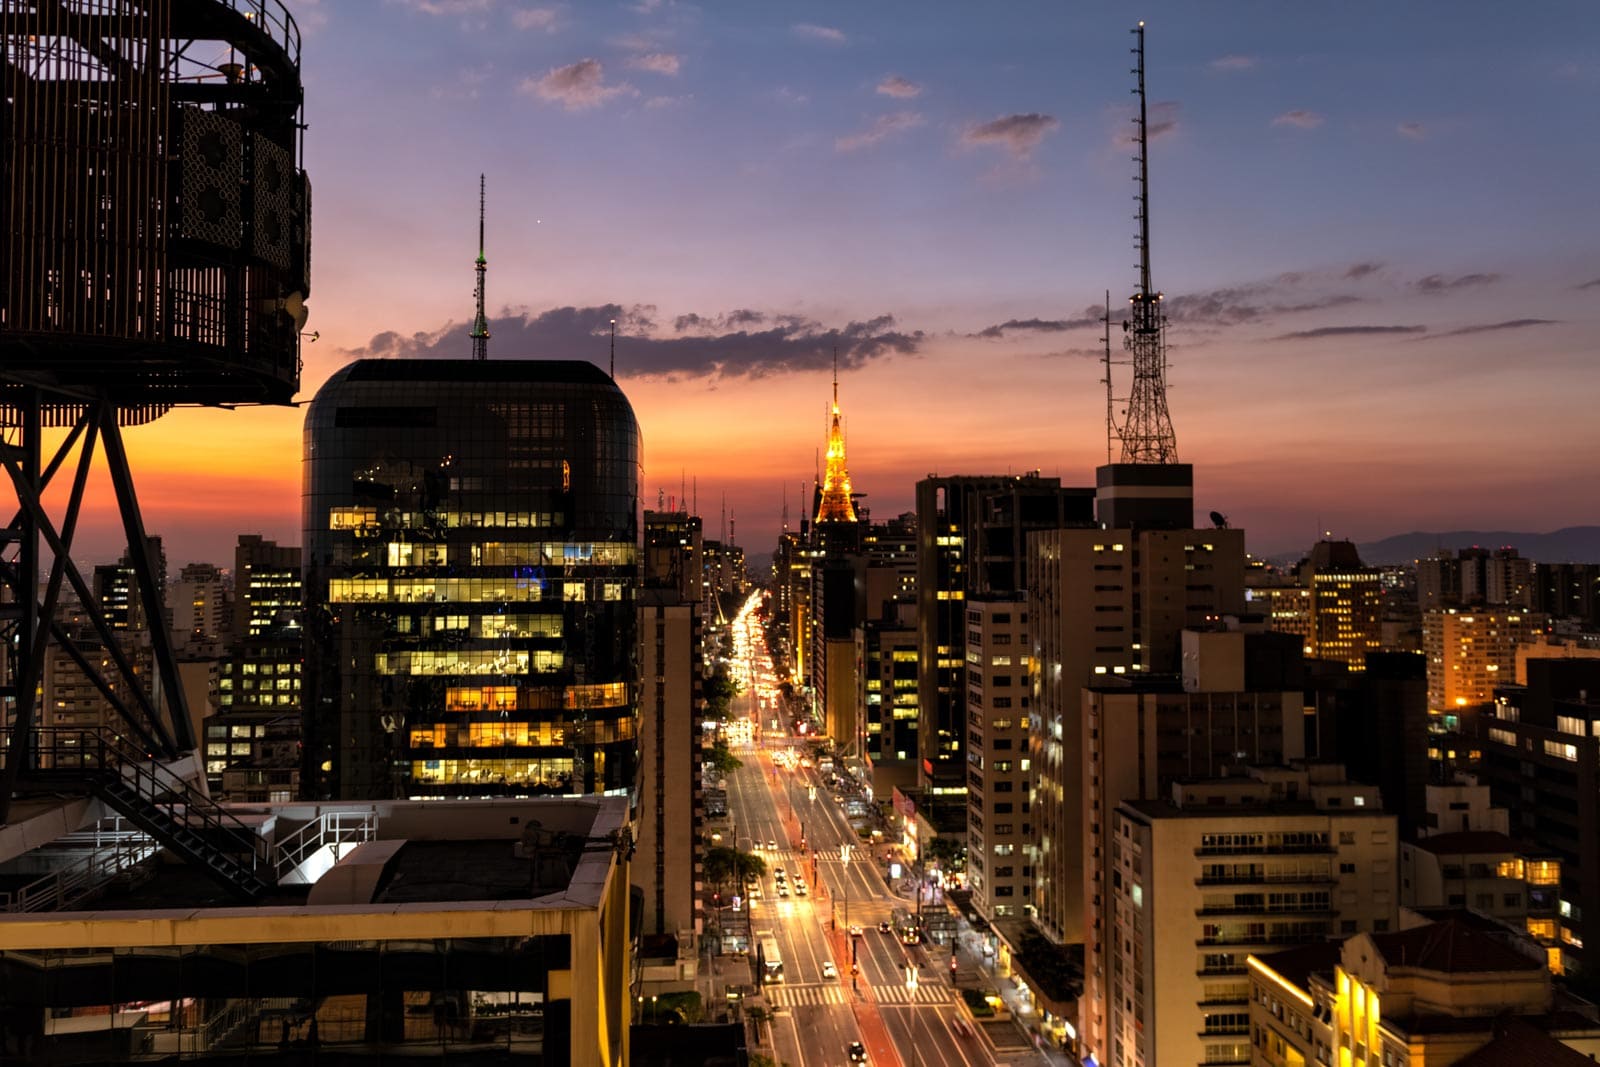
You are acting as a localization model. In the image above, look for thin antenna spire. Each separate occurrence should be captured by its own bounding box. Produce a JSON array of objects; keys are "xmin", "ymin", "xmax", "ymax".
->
[
  {"xmin": 1102, "ymin": 290, "xmax": 1115, "ymax": 464},
  {"xmin": 1118, "ymin": 22, "xmax": 1178, "ymax": 464},
  {"xmin": 470, "ymin": 174, "xmax": 490, "ymax": 361},
  {"xmin": 832, "ymin": 345, "xmax": 839, "ymax": 406},
  {"xmin": 609, "ymin": 318, "xmax": 616, "ymax": 379}
]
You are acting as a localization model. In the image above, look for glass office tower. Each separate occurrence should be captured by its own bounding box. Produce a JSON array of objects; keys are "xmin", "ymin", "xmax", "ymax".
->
[{"xmin": 302, "ymin": 359, "xmax": 642, "ymax": 800}]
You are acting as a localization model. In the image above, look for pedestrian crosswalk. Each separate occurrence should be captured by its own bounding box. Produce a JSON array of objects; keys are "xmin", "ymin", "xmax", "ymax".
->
[
  {"xmin": 765, "ymin": 983, "xmax": 847, "ymax": 1007},
  {"xmin": 871, "ymin": 984, "xmax": 951, "ymax": 1005}
]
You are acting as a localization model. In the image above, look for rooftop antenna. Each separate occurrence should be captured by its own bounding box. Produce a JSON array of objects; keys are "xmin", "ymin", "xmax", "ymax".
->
[
  {"xmin": 1119, "ymin": 22, "xmax": 1178, "ymax": 463},
  {"xmin": 782, "ymin": 483, "xmax": 789, "ymax": 531},
  {"xmin": 609, "ymin": 318, "xmax": 616, "ymax": 379},
  {"xmin": 721, "ymin": 491, "xmax": 727, "ymax": 543},
  {"xmin": 470, "ymin": 174, "xmax": 490, "ymax": 361}
]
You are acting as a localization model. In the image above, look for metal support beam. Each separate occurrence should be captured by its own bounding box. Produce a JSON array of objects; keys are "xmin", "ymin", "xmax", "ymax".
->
[{"xmin": 98, "ymin": 402, "xmax": 196, "ymax": 752}]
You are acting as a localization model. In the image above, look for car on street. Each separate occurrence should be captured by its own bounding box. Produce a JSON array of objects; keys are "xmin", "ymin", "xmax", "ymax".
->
[
  {"xmin": 822, "ymin": 960, "xmax": 837, "ymax": 979},
  {"xmin": 773, "ymin": 867, "xmax": 785, "ymax": 880},
  {"xmin": 847, "ymin": 1041, "xmax": 868, "ymax": 1063},
  {"xmin": 877, "ymin": 921, "xmax": 892, "ymax": 934},
  {"xmin": 795, "ymin": 884, "xmax": 807, "ymax": 897},
  {"xmin": 777, "ymin": 884, "xmax": 789, "ymax": 898},
  {"xmin": 849, "ymin": 924, "xmax": 863, "ymax": 938},
  {"xmin": 768, "ymin": 839, "xmax": 777, "ymax": 851}
]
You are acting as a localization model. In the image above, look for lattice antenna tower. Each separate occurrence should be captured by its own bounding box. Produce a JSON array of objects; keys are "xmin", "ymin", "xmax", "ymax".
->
[
  {"xmin": 1100, "ymin": 290, "xmax": 1121, "ymax": 464},
  {"xmin": 471, "ymin": 174, "xmax": 490, "ymax": 361},
  {"xmin": 1120, "ymin": 22, "xmax": 1178, "ymax": 464}
]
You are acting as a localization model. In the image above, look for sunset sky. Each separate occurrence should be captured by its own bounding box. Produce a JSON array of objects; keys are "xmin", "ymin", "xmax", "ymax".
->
[{"xmin": 82, "ymin": 0, "xmax": 1600, "ymax": 567}]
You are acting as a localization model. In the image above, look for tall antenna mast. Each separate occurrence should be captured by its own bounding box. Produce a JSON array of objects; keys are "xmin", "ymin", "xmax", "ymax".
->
[
  {"xmin": 1119, "ymin": 22, "xmax": 1178, "ymax": 463},
  {"xmin": 609, "ymin": 318, "xmax": 616, "ymax": 378},
  {"xmin": 1101, "ymin": 290, "xmax": 1116, "ymax": 464},
  {"xmin": 470, "ymin": 174, "xmax": 490, "ymax": 361}
]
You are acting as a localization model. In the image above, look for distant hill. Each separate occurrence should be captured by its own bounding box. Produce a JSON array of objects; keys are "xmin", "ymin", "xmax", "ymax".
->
[{"xmin": 1357, "ymin": 527, "xmax": 1600, "ymax": 565}]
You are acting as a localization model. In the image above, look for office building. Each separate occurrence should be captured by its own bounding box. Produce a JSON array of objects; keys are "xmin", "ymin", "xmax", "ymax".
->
[
  {"xmin": 964, "ymin": 596, "xmax": 1032, "ymax": 921},
  {"xmin": 1534, "ymin": 562, "xmax": 1600, "ymax": 625},
  {"xmin": 302, "ymin": 359, "xmax": 642, "ymax": 800},
  {"xmin": 1420, "ymin": 547, "xmax": 1536, "ymax": 611},
  {"xmin": 234, "ymin": 534, "xmax": 302, "ymax": 639},
  {"xmin": 643, "ymin": 510, "xmax": 703, "ymax": 607},
  {"xmin": 1110, "ymin": 764, "xmax": 1398, "ymax": 1067}
]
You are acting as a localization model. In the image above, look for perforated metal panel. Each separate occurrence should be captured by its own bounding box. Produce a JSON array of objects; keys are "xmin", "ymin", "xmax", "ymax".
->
[
  {"xmin": 252, "ymin": 134, "xmax": 293, "ymax": 269},
  {"xmin": 177, "ymin": 108, "xmax": 242, "ymax": 249}
]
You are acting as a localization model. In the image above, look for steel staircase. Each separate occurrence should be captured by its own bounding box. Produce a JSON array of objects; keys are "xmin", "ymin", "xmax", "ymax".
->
[{"xmin": 24, "ymin": 729, "xmax": 273, "ymax": 902}]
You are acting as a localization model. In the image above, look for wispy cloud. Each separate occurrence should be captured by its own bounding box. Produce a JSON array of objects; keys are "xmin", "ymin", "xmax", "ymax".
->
[
  {"xmin": 1209, "ymin": 54, "xmax": 1257, "ymax": 72},
  {"xmin": 1344, "ymin": 262, "xmax": 1383, "ymax": 280},
  {"xmin": 627, "ymin": 51, "xmax": 681, "ymax": 75},
  {"xmin": 793, "ymin": 23, "xmax": 846, "ymax": 44},
  {"xmin": 971, "ymin": 314, "xmax": 1101, "ymax": 339},
  {"xmin": 511, "ymin": 5, "xmax": 562, "ymax": 31},
  {"xmin": 1575, "ymin": 278, "xmax": 1600, "ymax": 291},
  {"xmin": 1273, "ymin": 325, "xmax": 1426, "ymax": 341},
  {"xmin": 1414, "ymin": 272, "xmax": 1500, "ymax": 295},
  {"xmin": 1272, "ymin": 109, "xmax": 1323, "ymax": 129},
  {"xmin": 390, "ymin": 0, "xmax": 492, "ymax": 14},
  {"xmin": 1397, "ymin": 121, "xmax": 1425, "ymax": 139},
  {"xmin": 350, "ymin": 305, "xmax": 923, "ymax": 380},
  {"xmin": 1419, "ymin": 318, "xmax": 1559, "ymax": 341},
  {"xmin": 431, "ymin": 64, "xmax": 493, "ymax": 101},
  {"xmin": 961, "ymin": 113, "xmax": 1059, "ymax": 159},
  {"xmin": 836, "ymin": 111, "xmax": 924, "ymax": 152},
  {"xmin": 876, "ymin": 74, "xmax": 922, "ymax": 99},
  {"xmin": 521, "ymin": 58, "xmax": 635, "ymax": 110},
  {"xmin": 1112, "ymin": 101, "xmax": 1179, "ymax": 146}
]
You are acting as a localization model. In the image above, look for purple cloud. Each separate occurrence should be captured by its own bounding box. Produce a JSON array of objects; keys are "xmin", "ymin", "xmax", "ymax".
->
[
  {"xmin": 961, "ymin": 113, "xmax": 1059, "ymax": 159},
  {"xmin": 1272, "ymin": 109, "xmax": 1323, "ymax": 129},
  {"xmin": 836, "ymin": 111, "xmax": 924, "ymax": 152},
  {"xmin": 793, "ymin": 23, "xmax": 846, "ymax": 44},
  {"xmin": 521, "ymin": 58, "xmax": 635, "ymax": 110},
  {"xmin": 877, "ymin": 74, "xmax": 922, "ymax": 99},
  {"xmin": 1273, "ymin": 325, "xmax": 1426, "ymax": 341}
]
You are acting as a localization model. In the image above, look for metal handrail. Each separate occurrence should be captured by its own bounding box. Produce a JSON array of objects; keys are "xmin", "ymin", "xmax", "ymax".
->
[
  {"xmin": 29, "ymin": 728, "xmax": 267, "ymax": 879},
  {"xmin": 274, "ymin": 809, "xmax": 377, "ymax": 882},
  {"xmin": 213, "ymin": 0, "xmax": 302, "ymax": 69}
]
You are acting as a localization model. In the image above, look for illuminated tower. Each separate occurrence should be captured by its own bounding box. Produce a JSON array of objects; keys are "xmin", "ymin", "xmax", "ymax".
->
[
  {"xmin": 1119, "ymin": 21, "xmax": 1177, "ymax": 465},
  {"xmin": 814, "ymin": 356, "xmax": 858, "ymax": 524},
  {"xmin": 470, "ymin": 174, "xmax": 490, "ymax": 361}
]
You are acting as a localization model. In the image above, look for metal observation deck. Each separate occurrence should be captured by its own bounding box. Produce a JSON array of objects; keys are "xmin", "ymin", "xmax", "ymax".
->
[
  {"xmin": 1, "ymin": 2, "xmax": 312, "ymax": 895},
  {"xmin": 2, "ymin": 0, "xmax": 310, "ymax": 415}
]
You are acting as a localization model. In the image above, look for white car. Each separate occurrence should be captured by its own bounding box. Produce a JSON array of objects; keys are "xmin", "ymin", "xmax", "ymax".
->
[{"xmin": 822, "ymin": 960, "xmax": 838, "ymax": 979}]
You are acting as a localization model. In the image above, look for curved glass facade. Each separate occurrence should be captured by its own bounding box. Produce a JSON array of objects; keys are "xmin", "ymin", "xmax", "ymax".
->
[{"xmin": 302, "ymin": 360, "xmax": 642, "ymax": 799}]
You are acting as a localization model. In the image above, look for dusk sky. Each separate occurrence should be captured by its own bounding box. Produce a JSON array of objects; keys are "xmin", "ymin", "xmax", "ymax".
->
[{"xmin": 79, "ymin": 0, "xmax": 1600, "ymax": 567}]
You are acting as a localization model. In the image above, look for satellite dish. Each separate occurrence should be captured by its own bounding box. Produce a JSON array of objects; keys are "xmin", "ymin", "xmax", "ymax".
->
[{"xmin": 1209, "ymin": 511, "xmax": 1229, "ymax": 529}]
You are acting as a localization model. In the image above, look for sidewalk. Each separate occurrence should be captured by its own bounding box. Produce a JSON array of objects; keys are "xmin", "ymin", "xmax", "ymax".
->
[{"xmin": 950, "ymin": 927, "xmax": 1075, "ymax": 1067}]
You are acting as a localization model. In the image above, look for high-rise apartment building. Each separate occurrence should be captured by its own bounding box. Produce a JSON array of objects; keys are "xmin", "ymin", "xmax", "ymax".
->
[
  {"xmin": 1534, "ymin": 562, "xmax": 1600, "ymax": 625},
  {"xmin": 859, "ymin": 605, "xmax": 919, "ymax": 791},
  {"xmin": 1077, "ymin": 629, "xmax": 1305, "ymax": 1061},
  {"xmin": 1423, "ymin": 607, "xmax": 1547, "ymax": 716},
  {"xmin": 643, "ymin": 509, "xmax": 703, "ymax": 606},
  {"xmin": 1028, "ymin": 518, "xmax": 1246, "ymax": 947},
  {"xmin": 1110, "ymin": 765, "xmax": 1397, "ymax": 1067},
  {"xmin": 637, "ymin": 588, "xmax": 703, "ymax": 938},
  {"xmin": 964, "ymin": 596, "xmax": 1032, "ymax": 921},
  {"xmin": 234, "ymin": 534, "xmax": 301, "ymax": 638},
  {"xmin": 170, "ymin": 561, "xmax": 229, "ymax": 649},
  {"xmin": 302, "ymin": 359, "xmax": 642, "ymax": 800},
  {"xmin": 1468, "ymin": 658, "xmax": 1600, "ymax": 976},
  {"xmin": 916, "ymin": 474, "xmax": 1094, "ymax": 794},
  {"xmin": 1419, "ymin": 547, "xmax": 1535, "ymax": 610}
]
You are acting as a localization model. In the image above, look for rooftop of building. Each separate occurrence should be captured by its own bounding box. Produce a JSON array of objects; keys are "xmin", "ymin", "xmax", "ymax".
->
[
  {"xmin": 1251, "ymin": 941, "xmax": 1342, "ymax": 992},
  {"xmin": 1407, "ymin": 830, "xmax": 1544, "ymax": 857},
  {"xmin": 0, "ymin": 794, "xmax": 627, "ymax": 928},
  {"xmin": 1452, "ymin": 1020, "xmax": 1599, "ymax": 1067},
  {"xmin": 338, "ymin": 357, "xmax": 617, "ymax": 386},
  {"xmin": 1366, "ymin": 918, "xmax": 1545, "ymax": 975}
]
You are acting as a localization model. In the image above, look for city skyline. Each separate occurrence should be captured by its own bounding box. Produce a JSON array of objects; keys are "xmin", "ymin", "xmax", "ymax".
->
[{"xmin": 52, "ymin": 0, "xmax": 1600, "ymax": 565}]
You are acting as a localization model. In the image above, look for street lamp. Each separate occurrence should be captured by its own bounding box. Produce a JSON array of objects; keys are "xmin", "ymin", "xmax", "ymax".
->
[
  {"xmin": 651, "ymin": 994, "xmax": 657, "ymax": 1025},
  {"xmin": 840, "ymin": 843, "xmax": 852, "ymax": 936}
]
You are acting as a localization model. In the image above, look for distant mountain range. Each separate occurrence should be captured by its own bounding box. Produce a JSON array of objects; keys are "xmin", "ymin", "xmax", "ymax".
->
[{"xmin": 1355, "ymin": 527, "xmax": 1600, "ymax": 566}]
